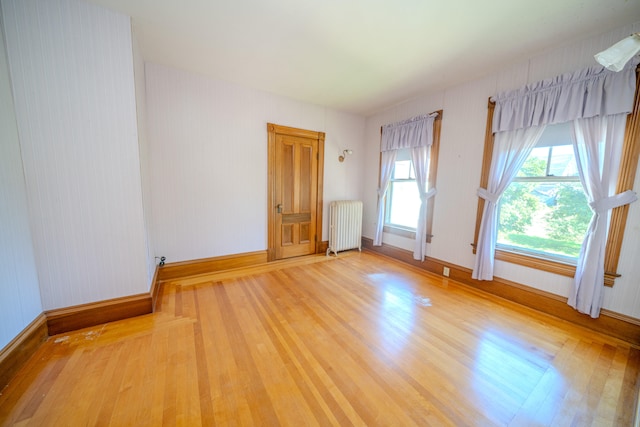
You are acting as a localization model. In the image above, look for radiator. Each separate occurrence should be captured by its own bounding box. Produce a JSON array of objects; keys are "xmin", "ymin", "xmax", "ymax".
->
[{"xmin": 326, "ymin": 200, "xmax": 363, "ymax": 256}]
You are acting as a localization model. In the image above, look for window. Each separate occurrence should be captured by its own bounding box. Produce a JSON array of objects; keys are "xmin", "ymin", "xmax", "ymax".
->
[
  {"xmin": 473, "ymin": 71, "xmax": 640, "ymax": 286},
  {"xmin": 496, "ymin": 122, "xmax": 591, "ymax": 262},
  {"xmin": 385, "ymin": 149, "xmax": 420, "ymax": 230},
  {"xmin": 382, "ymin": 111, "xmax": 442, "ymax": 242}
]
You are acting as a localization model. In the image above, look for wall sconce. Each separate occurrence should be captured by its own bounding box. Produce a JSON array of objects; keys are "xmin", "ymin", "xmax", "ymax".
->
[
  {"xmin": 595, "ymin": 33, "xmax": 640, "ymax": 72},
  {"xmin": 338, "ymin": 149, "xmax": 353, "ymax": 162}
]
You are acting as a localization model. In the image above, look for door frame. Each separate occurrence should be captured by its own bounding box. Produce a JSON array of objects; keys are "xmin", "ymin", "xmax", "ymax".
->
[{"xmin": 267, "ymin": 123, "xmax": 325, "ymax": 261}]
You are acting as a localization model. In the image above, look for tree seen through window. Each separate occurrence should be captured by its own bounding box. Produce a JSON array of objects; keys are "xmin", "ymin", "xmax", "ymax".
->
[{"xmin": 497, "ymin": 123, "xmax": 592, "ymax": 261}]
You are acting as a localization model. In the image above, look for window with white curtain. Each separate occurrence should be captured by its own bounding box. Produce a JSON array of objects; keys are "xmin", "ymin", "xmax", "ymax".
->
[
  {"xmin": 385, "ymin": 149, "xmax": 420, "ymax": 231},
  {"xmin": 376, "ymin": 112, "xmax": 442, "ymax": 245},
  {"xmin": 496, "ymin": 122, "xmax": 590, "ymax": 262},
  {"xmin": 473, "ymin": 63, "xmax": 639, "ymax": 289}
]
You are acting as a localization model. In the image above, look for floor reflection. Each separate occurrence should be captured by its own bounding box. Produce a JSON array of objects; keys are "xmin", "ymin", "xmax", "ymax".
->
[
  {"xmin": 369, "ymin": 273, "xmax": 431, "ymax": 354},
  {"xmin": 473, "ymin": 330, "xmax": 563, "ymax": 423}
]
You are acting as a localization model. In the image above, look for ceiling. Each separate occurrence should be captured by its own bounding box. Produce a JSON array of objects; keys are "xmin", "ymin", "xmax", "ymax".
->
[{"xmin": 86, "ymin": 0, "xmax": 640, "ymax": 116}]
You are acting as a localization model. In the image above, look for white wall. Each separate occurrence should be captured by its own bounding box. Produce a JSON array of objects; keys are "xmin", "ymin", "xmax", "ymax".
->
[
  {"xmin": 363, "ymin": 22, "xmax": 640, "ymax": 319},
  {"xmin": 132, "ymin": 29, "xmax": 156, "ymax": 286},
  {"xmin": 0, "ymin": 18, "xmax": 43, "ymax": 350},
  {"xmin": 2, "ymin": 0, "xmax": 149, "ymax": 310},
  {"xmin": 145, "ymin": 63, "xmax": 365, "ymax": 263}
]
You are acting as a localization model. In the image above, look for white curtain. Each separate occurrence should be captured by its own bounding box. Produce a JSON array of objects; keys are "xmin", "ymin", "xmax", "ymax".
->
[
  {"xmin": 374, "ymin": 150, "xmax": 397, "ymax": 245},
  {"xmin": 472, "ymin": 125, "xmax": 546, "ymax": 280},
  {"xmin": 374, "ymin": 113, "xmax": 437, "ymax": 247},
  {"xmin": 568, "ymin": 114, "xmax": 637, "ymax": 317},
  {"xmin": 381, "ymin": 114, "xmax": 436, "ymax": 151},
  {"xmin": 492, "ymin": 59, "xmax": 637, "ymax": 133},
  {"xmin": 411, "ymin": 145, "xmax": 437, "ymax": 260},
  {"xmin": 475, "ymin": 58, "xmax": 637, "ymax": 287}
]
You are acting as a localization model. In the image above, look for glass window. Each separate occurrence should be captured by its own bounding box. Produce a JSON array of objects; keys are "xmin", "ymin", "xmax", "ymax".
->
[
  {"xmin": 496, "ymin": 122, "xmax": 591, "ymax": 262},
  {"xmin": 474, "ymin": 81, "xmax": 640, "ymax": 286},
  {"xmin": 379, "ymin": 111, "xmax": 442, "ymax": 242},
  {"xmin": 385, "ymin": 149, "xmax": 420, "ymax": 230}
]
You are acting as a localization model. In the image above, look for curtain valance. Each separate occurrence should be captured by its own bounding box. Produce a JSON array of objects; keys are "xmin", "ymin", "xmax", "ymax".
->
[
  {"xmin": 381, "ymin": 112, "xmax": 438, "ymax": 152},
  {"xmin": 491, "ymin": 58, "xmax": 638, "ymax": 133}
]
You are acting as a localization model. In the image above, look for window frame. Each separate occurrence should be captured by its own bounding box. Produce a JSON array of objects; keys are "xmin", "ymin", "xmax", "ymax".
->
[
  {"xmin": 381, "ymin": 110, "xmax": 442, "ymax": 243},
  {"xmin": 496, "ymin": 139, "xmax": 588, "ymax": 262},
  {"xmin": 472, "ymin": 68, "xmax": 640, "ymax": 286},
  {"xmin": 384, "ymin": 150, "xmax": 418, "ymax": 231}
]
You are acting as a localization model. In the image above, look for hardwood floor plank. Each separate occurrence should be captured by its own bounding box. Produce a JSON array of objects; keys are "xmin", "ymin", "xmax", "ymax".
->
[
  {"xmin": 242, "ymin": 276, "xmax": 355, "ymax": 426},
  {"xmin": 192, "ymin": 286, "xmax": 215, "ymax": 425},
  {"xmin": 198, "ymin": 282, "xmax": 254, "ymax": 425},
  {"xmin": 591, "ymin": 345, "xmax": 627, "ymax": 427},
  {"xmin": 296, "ymin": 261, "xmax": 511, "ymax": 423},
  {"xmin": 510, "ymin": 337, "xmax": 578, "ymax": 425},
  {"xmin": 92, "ymin": 340, "xmax": 130, "ymax": 426},
  {"xmin": 9, "ymin": 344, "xmax": 72, "ymax": 425},
  {"xmin": 214, "ymin": 282, "xmax": 282, "ymax": 425},
  {"xmin": 0, "ymin": 251, "xmax": 638, "ymax": 426},
  {"xmin": 270, "ymin": 263, "xmax": 492, "ymax": 426},
  {"xmin": 146, "ymin": 323, "xmax": 170, "ymax": 426},
  {"xmin": 617, "ymin": 346, "xmax": 640, "ymax": 426},
  {"xmin": 263, "ymin": 278, "xmax": 418, "ymax": 425}
]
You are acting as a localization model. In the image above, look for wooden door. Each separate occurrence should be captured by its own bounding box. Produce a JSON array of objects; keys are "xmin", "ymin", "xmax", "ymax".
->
[{"xmin": 267, "ymin": 123, "xmax": 324, "ymax": 261}]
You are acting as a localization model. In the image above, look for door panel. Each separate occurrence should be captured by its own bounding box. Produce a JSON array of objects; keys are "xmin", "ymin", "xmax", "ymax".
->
[
  {"xmin": 275, "ymin": 135, "xmax": 317, "ymax": 259},
  {"xmin": 268, "ymin": 124, "xmax": 325, "ymax": 261},
  {"xmin": 299, "ymin": 144, "xmax": 312, "ymax": 211},
  {"xmin": 282, "ymin": 143, "xmax": 294, "ymax": 213}
]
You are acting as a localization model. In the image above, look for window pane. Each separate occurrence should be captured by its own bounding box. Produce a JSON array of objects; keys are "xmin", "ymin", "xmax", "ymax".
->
[
  {"xmin": 499, "ymin": 127, "xmax": 589, "ymax": 260},
  {"xmin": 498, "ymin": 181, "xmax": 590, "ymax": 259},
  {"xmin": 388, "ymin": 181, "xmax": 419, "ymax": 228},
  {"xmin": 393, "ymin": 160, "xmax": 412, "ymax": 179},
  {"xmin": 517, "ymin": 147, "xmax": 548, "ymax": 177},
  {"xmin": 548, "ymin": 145, "xmax": 578, "ymax": 177}
]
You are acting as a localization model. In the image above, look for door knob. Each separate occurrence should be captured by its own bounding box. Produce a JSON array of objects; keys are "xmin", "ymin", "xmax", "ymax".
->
[{"xmin": 276, "ymin": 204, "xmax": 283, "ymax": 213}]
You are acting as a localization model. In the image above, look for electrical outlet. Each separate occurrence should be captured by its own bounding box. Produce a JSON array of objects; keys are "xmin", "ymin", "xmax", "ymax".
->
[{"xmin": 443, "ymin": 266, "xmax": 450, "ymax": 277}]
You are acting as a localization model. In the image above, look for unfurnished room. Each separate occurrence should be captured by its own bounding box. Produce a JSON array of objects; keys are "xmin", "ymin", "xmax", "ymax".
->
[{"xmin": 1, "ymin": 0, "xmax": 640, "ymax": 425}]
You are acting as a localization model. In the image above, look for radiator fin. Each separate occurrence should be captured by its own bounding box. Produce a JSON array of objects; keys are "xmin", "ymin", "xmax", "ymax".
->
[{"xmin": 327, "ymin": 200, "xmax": 363, "ymax": 256}]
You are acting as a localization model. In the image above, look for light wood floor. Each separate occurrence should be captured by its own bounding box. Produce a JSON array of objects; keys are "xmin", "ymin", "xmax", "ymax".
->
[{"xmin": 1, "ymin": 251, "xmax": 638, "ymax": 426}]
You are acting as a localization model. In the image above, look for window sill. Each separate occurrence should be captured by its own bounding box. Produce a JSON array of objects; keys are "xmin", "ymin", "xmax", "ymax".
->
[
  {"xmin": 383, "ymin": 225, "xmax": 416, "ymax": 239},
  {"xmin": 384, "ymin": 225, "xmax": 435, "ymax": 244},
  {"xmin": 494, "ymin": 249, "xmax": 618, "ymax": 287}
]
